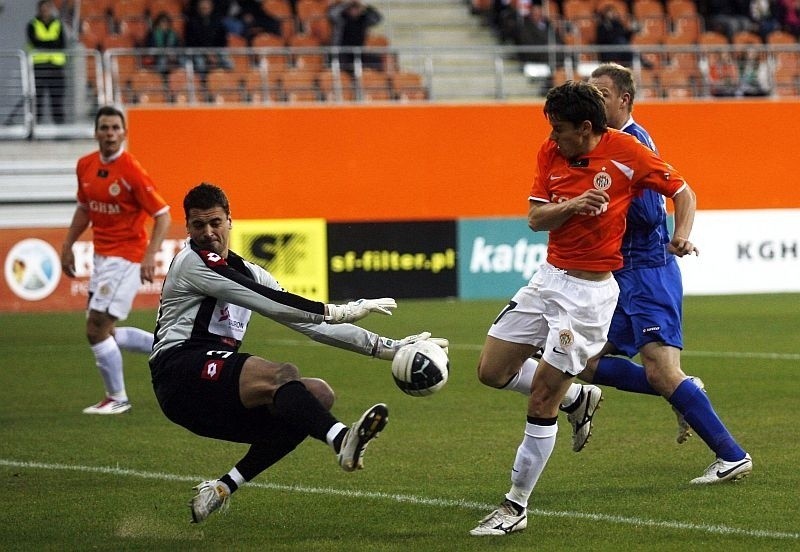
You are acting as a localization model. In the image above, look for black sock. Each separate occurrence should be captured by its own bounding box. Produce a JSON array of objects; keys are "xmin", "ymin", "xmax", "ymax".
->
[
  {"xmin": 272, "ymin": 380, "xmax": 339, "ymax": 442},
  {"xmin": 219, "ymin": 474, "xmax": 238, "ymax": 494}
]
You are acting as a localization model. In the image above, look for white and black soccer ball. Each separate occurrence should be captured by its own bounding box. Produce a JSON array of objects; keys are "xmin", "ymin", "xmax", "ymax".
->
[{"xmin": 391, "ymin": 340, "xmax": 449, "ymax": 397}]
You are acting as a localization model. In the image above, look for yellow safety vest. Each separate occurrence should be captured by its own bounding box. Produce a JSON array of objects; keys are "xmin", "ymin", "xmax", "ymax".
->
[{"xmin": 30, "ymin": 18, "xmax": 66, "ymax": 66}]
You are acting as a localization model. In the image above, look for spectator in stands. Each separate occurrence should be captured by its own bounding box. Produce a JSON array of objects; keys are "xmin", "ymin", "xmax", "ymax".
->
[
  {"xmin": 514, "ymin": 3, "xmax": 563, "ymax": 64},
  {"xmin": 146, "ymin": 12, "xmax": 184, "ymax": 75},
  {"xmin": 737, "ymin": 49, "xmax": 771, "ymax": 95},
  {"xmin": 707, "ymin": 52, "xmax": 740, "ymax": 96},
  {"xmin": 26, "ymin": 0, "xmax": 66, "ymax": 124},
  {"xmin": 595, "ymin": 3, "xmax": 634, "ymax": 65},
  {"xmin": 705, "ymin": 0, "xmax": 752, "ymax": 40},
  {"xmin": 750, "ymin": 0, "xmax": 781, "ymax": 40},
  {"xmin": 777, "ymin": 0, "xmax": 800, "ymax": 37},
  {"xmin": 328, "ymin": 0, "xmax": 384, "ymax": 72},
  {"xmin": 185, "ymin": 0, "xmax": 233, "ymax": 74},
  {"xmin": 239, "ymin": 0, "xmax": 283, "ymax": 42}
]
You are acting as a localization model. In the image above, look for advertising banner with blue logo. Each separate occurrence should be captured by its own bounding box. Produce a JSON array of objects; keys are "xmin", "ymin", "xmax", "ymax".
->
[{"xmin": 457, "ymin": 217, "xmax": 549, "ymax": 300}]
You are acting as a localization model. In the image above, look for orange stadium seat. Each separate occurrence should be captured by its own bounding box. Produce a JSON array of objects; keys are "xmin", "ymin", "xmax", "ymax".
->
[
  {"xmin": 288, "ymin": 34, "xmax": 324, "ymax": 71},
  {"xmin": 243, "ymin": 69, "xmax": 281, "ymax": 102},
  {"xmin": 128, "ymin": 70, "xmax": 167, "ymax": 104},
  {"xmin": 206, "ymin": 70, "xmax": 244, "ymax": 103},
  {"xmin": 392, "ymin": 71, "xmax": 428, "ymax": 101},
  {"xmin": 168, "ymin": 67, "xmax": 203, "ymax": 103},
  {"xmin": 633, "ymin": 0, "xmax": 664, "ymax": 19},
  {"xmin": 666, "ymin": 0, "xmax": 697, "ymax": 18},
  {"xmin": 659, "ymin": 65, "xmax": 696, "ymax": 98},
  {"xmin": 317, "ymin": 68, "xmax": 355, "ymax": 101},
  {"xmin": 359, "ymin": 68, "xmax": 392, "ymax": 101},
  {"xmin": 280, "ymin": 68, "xmax": 319, "ymax": 102},
  {"xmin": 262, "ymin": 0, "xmax": 296, "ymax": 40},
  {"xmin": 112, "ymin": 0, "xmax": 147, "ymax": 21}
]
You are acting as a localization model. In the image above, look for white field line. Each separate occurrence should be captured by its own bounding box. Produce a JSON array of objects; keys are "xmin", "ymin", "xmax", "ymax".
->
[
  {"xmin": 260, "ymin": 339, "xmax": 800, "ymax": 362},
  {"xmin": 1, "ymin": 458, "xmax": 798, "ymax": 541}
]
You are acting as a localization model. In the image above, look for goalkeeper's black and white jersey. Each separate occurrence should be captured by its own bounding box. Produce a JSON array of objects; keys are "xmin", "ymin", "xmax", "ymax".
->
[{"xmin": 150, "ymin": 240, "xmax": 380, "ymax": 362}]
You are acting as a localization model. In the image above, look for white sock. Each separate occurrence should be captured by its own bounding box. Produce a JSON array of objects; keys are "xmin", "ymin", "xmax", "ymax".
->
[
  {"xmin": 227, "ymin": 467, "xmax": 246, "ymax": 487},
  {"xmin": 326, "ymin": 422, "xmax": 347, "ymax": 451},
  {"xmin": 560, "ymin": 383, "xmax": 583, "ymax": 409},
  {"xmin": 114, "ymin": 326, "xmax": 154, "ymax": 354},
  {"xmin": 505, "ymin": 421, "xmax": 558, "ymax": 508},
  {"xmin": 502, "ymin": 358, "xmax": 538, "ymax": 395},
  {"xmin": 91, "ymin": 336, "xmax": 127, "ymax": 401}
]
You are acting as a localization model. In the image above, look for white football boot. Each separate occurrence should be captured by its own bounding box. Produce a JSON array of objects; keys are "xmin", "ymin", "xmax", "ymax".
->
[
  {"xmin": 470, "ymin": 500, "xmax": 528, "ymax": 536},
  {"xmin": 690, "ymin": 454, "xmax": 753, "ymax": 485},
  {"xmin": 564, "ymin": 385, "xmax": 603, "ymax": 452},
  {"xmin": 82, "ymin": 397, "xmax": 131, "ymax": 415},
  {"xmin": 190, "ymin": 480, "xmax": 230, "ymax": 523},
  {"xmin": 337, "ymin": 403, "xmax": 388, "ymax": 472}
]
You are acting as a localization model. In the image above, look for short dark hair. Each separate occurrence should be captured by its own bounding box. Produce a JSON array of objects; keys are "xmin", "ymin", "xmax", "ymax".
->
[
  {"xmin": 183, "ymin": 183, "xmax": 231, "ymax": 220},
  {"xmin": 94, "ymin": 105, "xmax": 126, "ymax": 130},
  {"xmin": 543, "ymin": 81, "xmax": 607, "ymax": 132},
  {"xmin": 591, "ymin": 62, "xmax": 637, "ymax": 109}
]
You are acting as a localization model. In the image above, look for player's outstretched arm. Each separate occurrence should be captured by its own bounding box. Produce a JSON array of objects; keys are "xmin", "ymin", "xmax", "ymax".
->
[
  {"xmin": 373, "ymin": 332, "xmax": 450, "ymax": 360},
  {"xmin": 324, "ymin": 298, "xmax": 397, "ymax": 324}
]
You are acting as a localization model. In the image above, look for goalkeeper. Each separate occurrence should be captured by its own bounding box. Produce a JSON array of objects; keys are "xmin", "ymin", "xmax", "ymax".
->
[{"xmin": 149, "ymin": 182, "xmax": 448, "ymax": 523}]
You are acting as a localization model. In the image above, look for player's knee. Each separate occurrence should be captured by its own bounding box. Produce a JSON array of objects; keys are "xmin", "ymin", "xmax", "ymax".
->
[
  {"xmin": 302, "ymin": 377, "xmax": 336, "ymax": 410},
  {"xmin": 272, "ymin": 362, "xmax": 301, "ymax": 387},
  {"xmin": 476, "ymin": 360, "xmax": 508, "ymax": 388}
]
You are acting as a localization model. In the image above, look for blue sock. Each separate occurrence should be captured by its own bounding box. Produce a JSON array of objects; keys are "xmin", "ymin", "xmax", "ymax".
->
[
  {"xmin": 593, "ymin": 356, "xmax": 659, "ymax": 395},
  {"xmin": 669, "ymin": 379, "xmax": 746, "ymax": 461}
]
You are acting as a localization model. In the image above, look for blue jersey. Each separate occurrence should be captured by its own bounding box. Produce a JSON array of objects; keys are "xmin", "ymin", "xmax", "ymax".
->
[
  {"xmin": 617, "ymin": 118, "xmax": 673, "ymax": 272},
  {"xmin": 607, "ymin": 116, "xmax": 683, "ymax": 356}
]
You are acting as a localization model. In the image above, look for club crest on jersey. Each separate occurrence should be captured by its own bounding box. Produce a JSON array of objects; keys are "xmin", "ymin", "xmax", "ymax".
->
[
  {"xmin": 559, "ymin": 329, "xmax": 574, "ymax": 348},
  {"xmin": 108, "ymin": 181, "xmax": 121, "ymax": 196},
  {"xmin": 593, "ymin": 171, "xmax": 611, "ymax": 190}
]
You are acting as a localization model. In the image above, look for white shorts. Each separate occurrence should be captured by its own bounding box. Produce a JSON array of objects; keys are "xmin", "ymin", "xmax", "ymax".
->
[
  {"xmin": 88, "ymin": 254, "xmax": 141, "ymax": 321},
  {"xmin": 487, "ymin": 263, "xmax": 620, "ymax": 376}
]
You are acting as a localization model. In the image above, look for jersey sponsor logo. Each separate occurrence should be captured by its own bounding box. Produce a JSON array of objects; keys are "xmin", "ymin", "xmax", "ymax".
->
[
  {"xmin": 201, "ymin": 359, "xmax": 224, "ymax": 381},
  {"xmin": 593, "ymin": 171, "xmax": 612, "ymax": 191},
  {"xmin": 88, "ymin": 200, "xmax": 121, "ymax": 214},
  {"xmin": 642, "ymin": 325, "xmax": 661, "ymax": 333},
  {"xmin": 202, "ymin": 250, "xmax": 227, "ymax": 267}
]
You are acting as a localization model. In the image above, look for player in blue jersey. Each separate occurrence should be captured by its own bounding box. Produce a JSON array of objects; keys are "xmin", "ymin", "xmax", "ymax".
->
[{"xmin": 582, "ymin": 63, "xmax": 751, "ymax": 484}]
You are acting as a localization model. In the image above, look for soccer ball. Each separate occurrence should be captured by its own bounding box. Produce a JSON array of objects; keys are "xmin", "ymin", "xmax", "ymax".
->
[{"xmin": 391, "ymin": 340, "xmax": 449, "ymax": 397}]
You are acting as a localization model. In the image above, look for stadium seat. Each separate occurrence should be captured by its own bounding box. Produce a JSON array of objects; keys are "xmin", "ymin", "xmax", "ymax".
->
[
  {"xmin": 168, "ymin": 67, "xmax": 203, "ymax": 103},
  {"xmin": 262, "ymin": 0, "xmax": 296, "ymax": 40},
  {"xmin": 280, "ymin": 68, "xmax": 319, "ymax": 102},
  {"xmin": 251, "ymin": 32, "xmax": 289, "ymax": 73},
  {"xmin": 147, "ymin": 0, "xmax": 183, "ymax": 19},
  {"xmin": 205, "ymin": 69, "xmax": 244, "ymax": 104},
  {"xmin": 562, "ymin": 0, "xmax": 594, "ymax": 20},
  {"xmin": 78, "ymin": 0, "xmax": 112, "ymax": 19},
  {"xmin": 666, "ymin": 0, "xmax": 697, "ymax": 18},
  {"xmin": 296, "ymin": 0, "xmax": 327, "ymax": 36},
  {"xmin": 632, "ymin": 0, "xmax": 664, "ymax": 20},
  {"xmin": 698, "ymin": 31, "xmax": 730, "ymax": 48},
  {"xmin": 732, "ymin": 30, "xmax": 762, "ymax": 46},
  {"xmin": 317, "ymin": 68, "xmax": 355, "ymax": 101},
  {"xmin": 128, "ymin": 70, "xmax": 167, "ymax": 104},
  {"xmin": 112, "ymin": 0, "xmax": 147, "ymax": 21},
  {"xmin": 392, "ymin": 71, "xmax": 428, "ymax": 101},
  {"xmin": 665, "ymin": 15, "xmax": 703, "ymax": 44},
  {"xmin": 766, "ymin": 30, "xmax": 797, "ymax": 45},
  {"xmin": 243, "ymin": 69, "xmax": 281, "ymax": 102},
  {"xmin": 101, "ymin": 33, "xmax": 134, "ymax": 51},
  {"xmin": 119, "ymin": 16, "xmax": 150, "ymax": 46},
  {"xmin": 358, "ymin": 68, "xmax": 392, "ymax": 101},
  {"xmin": 80, "ymin": 16, "xmax": 110, "ymax": 50},
  {"xmin": 288, "ymin": 34, "xmax": 324, "ymax": 71},
  {"xmin": 636, "ymin": 68, "xmax": 661, "ymax": 99},
  {"xmin": 659, "ymin": 65, "xmax": 696, "ymax": 98}
]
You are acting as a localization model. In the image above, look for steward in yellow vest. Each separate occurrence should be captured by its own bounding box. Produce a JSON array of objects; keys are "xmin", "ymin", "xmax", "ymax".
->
[{"xmin": 26, "ymin": 0, "xmax": 66, "ymax": 123}]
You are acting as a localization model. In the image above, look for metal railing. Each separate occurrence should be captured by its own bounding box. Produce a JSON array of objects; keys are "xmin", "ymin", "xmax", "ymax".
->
[{"xmin": 1, "ymin": 41, "xmax": 798, "ymax": 139}]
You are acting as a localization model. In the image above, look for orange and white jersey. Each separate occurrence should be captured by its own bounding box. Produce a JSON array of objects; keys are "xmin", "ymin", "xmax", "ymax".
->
[
  {"xmin": 76, "ymin": 148, "xmax": 169, "ymax": 263},
  {"xmin": 529, "ymin": 129, "xmax": 687, "ymax": 272}
]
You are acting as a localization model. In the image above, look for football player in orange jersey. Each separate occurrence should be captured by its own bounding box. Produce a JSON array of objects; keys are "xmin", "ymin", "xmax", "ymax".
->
[
  {"xmin": 472, "ymin": 81, "xmax": 698, "ymax": 536},
  {"xmin": 61, "ymin": 106, "xmax": 171, "ymax": 415}
]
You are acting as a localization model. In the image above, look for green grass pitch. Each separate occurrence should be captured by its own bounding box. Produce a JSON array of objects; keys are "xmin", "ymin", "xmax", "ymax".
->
[{"xmin": 1, "ymin": 295, "xmax": 798, "ymax": 551}]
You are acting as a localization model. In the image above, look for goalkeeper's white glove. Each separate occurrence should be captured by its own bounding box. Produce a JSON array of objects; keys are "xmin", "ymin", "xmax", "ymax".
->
[
  {"xmin": 373, "ymin": 331, "xmax": 450, "ymax": 360},
  {"xmin": 324, "ymin": 298, "xmax": 397, "ymax": 324}
]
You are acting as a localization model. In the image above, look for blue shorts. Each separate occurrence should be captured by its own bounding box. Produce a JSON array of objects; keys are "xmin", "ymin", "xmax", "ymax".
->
[{"xmin": 607, "ymin": 259, "xmax": 683, "ymax": 358}]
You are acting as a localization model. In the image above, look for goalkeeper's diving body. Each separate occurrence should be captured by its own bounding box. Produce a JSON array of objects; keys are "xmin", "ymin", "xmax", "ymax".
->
[{"xmin": 149, "ymin": 183, "xmax": 448, "ymax": 523}]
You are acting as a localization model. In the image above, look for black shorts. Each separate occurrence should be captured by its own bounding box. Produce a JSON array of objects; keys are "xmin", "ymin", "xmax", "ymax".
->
[{"xmin": 150, "ymin": 345, "xmax": 296, "ymax": 444}]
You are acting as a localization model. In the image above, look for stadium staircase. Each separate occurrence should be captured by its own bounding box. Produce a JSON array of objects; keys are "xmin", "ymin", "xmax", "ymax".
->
[{"xmin": 372, "ymin": 0, "xmax": 536, "ymax": 100}]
